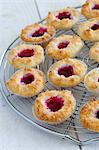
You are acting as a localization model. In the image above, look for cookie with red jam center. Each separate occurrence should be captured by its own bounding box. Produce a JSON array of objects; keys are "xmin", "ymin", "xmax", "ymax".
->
[
  {"xmin": 7, "ymin": 44, "xmax": 44, "ymax": 69},
  {"xmin": 21, "ymin": 23, "xmax": 56, "ymax": 44},
  {"xmin": 46, "ymin": 34, "xmax": 84, "ymax": 60},
  {"xmin": 78, "ymin": 18, "xmax": 99, "ymax": 41},
  {"xmin": 81, "ymin": 0, "xmax": 99, "ymax": 19},
  {"xmin": 84, "ymin": 68, "xmax": 99, "ymax": 95},
  {"xmin": 80, "ymin": 98, "xmax": 99, "ymax": 132},
  {"xmin": 6, "ymin": 68, "xmax": 45, "ymax": 97},
  {"xmin": 47, "ymin": 7, "xmax": 80, "ymax": 30},
  {"xmin": 33, "ymin": 90, "xmax": 76, "ymax": 124},
  {"xmin": 48, "ymin": 58, "xmax": 87, "ymax": 87},
  {"xmin": 89, "ymin": 42, "xmax": 99, "ymax": 63}
]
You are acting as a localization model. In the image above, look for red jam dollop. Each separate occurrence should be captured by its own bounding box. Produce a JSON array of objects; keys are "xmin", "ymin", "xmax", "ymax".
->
[
  {"xmin": 58, "ymin": 41, "xmax": 69, "ymax": 49},
  {"xmin": 92, "ymin": 4, "xmax": 99, "ymax": 10},
  {"xmin": 21, "ymin": 73, "xmax": 34, "ymax": 84},
  {"xmin": 58, "ymin": 65, "xmax": 74, "ymax": 77},
  {"xmin": 46, "ymin": 96, "xmax": 64, "ymax": 112},
  {"xmin": 56, "ymin": 12, "xmax": 72, "ymax": 20},
  {"xmin": 95, "ymin": 110, "xmax": 99, "ymax": 119},
  {"xmin": 31, "ymin": 27, "xmax": 47, "ymax": 37},
  {"xmin": 91, "ymin": 24, "xmax": 99, "ymax": 30},
  {"xmin": 18, "ymin": 49, "xmax": 34, "ymax": 57}
]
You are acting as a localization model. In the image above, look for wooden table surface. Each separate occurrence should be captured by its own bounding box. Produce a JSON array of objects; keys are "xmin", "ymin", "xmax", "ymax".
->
[{"xmin": 0, "ymin": 0, "xmax": 99, "ymax": 150}]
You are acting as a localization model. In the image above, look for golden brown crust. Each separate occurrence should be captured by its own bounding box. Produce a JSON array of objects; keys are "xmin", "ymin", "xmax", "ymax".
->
[
  {"xmin": 84, "ymin": 68, "xmax": 99, "ymax": 94},
  {"xmin": 6, "ymin": 68, "xmax": 45, "ymax": 97},
  {"xmin": 47, "ymin": 58, "xmax": 87, "ymax": 87},
  {"xmin": 21, "ymin": 23, "xmax": 56, "ymax": 44},
  {"xmin": 80, "ymin": 98, "xmax": 99, "ymax": 132},
  {"xmin": 89, "ymin": 42, "xmax": 99, "ymax": 62},
  {"xmin": 47, "ymin": 7, "xmax": 80, "ymax": 30},
  {"xmin": 7, "ymin": 44, "xmax": 44, "ymax": 69},
  {"xmin": 81, "ymin": 0, "xmax": 99, "ymax": 19},
  {"xmin": 33, "ymin": 90, "xmax": 76, "ymax": 124},
  {"xmin": 46, "ymin": 34, "xmax": 84, "ymax": 60},
  {"xmin": 78, "ymin": 18, "xmax": 99, "ymax": 41}
]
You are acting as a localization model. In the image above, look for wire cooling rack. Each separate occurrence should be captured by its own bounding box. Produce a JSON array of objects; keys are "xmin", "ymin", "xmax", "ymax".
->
[{"xmin": 0, "ymin": 6, "xmax": 99, "ymax": 146}]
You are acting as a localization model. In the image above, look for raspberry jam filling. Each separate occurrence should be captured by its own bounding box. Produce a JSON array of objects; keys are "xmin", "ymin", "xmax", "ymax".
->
[
  {"xmin": 46, "ymin": 96, "xmax": 64, "ymax": 112},
  {"xmin": 58, "ymin": 65, "xmax": 74, "ymax": 77},
  {"xmin": 58, "ymin": 41, "xmax": 69, "ymax": 49},
  {"xmin": 92, "ymin": 4, "xmax": 99, "ymax": 10},
  {"xmin": 91, "ymin": 24, "xmax": 99, "ymax": 30},
  {"xmin": 98, "ymin": 78, "xmax": 99, "ymax": 82},
  {"xmin": 31, "ymin": 27, "xmax": 47, "ymax": 37},
  {"xmin": 18, "ymin": 49, "xmax": 34, "ymax": 57},
  {"xmin": 95, "ymin": 110, "xmax": 99, "ymax": 119},
  {"xmin": 56, "ymin": 12, "xmax": 72, "ymax": 20},
  {"xmin": 21, "ymin": 73, "xmax": 34, "ymax": 84}
]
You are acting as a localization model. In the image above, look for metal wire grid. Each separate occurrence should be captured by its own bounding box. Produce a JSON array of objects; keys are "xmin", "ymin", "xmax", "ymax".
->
[{"xmin": 0, "ymin": 7, "xmax": 99, "ymax": 145}]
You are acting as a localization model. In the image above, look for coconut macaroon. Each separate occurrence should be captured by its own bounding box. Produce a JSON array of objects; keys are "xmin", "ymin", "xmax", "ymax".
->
[
  {"xmin": 47, "ymin": 7, "xmax": 80, "ymax": 30},
  {"xmin": 89, "ymin": 42, "xmax": 99, "ymax": 62},
  {"xmin": 78, "ymin": 18, "xmax": 99, "ymax": 41},
  {"xmin": 46, "ymin": 34, "xmax": 84, "ymax": 60},
  {"xmin": 6, "ymin": 68, "xmax": 45, "ymax": 97},
  {"xmin": 33, "ymin": 90, "xmax": 76, "ymax": 124},
  {"xmin": 21, "ymin": 23, "xmax": 56, "ymax": 45},
  {"xmin": 7, "ymin": 44, "xmax": 44, "ymax": 69},
  {"xmin": 80, "ymin": 98, "xmax": 99, "ymax": 132},
  {"xmin": 84, "ymin": 68, "xmax": 99, "ymax": 95},
  {"xmin": 81, "ymin": 0, "xmax": 99, "ymax": 19},
  {"xmin": 47, "ymin": 58, "xmax": 87, "ymax": 87}
]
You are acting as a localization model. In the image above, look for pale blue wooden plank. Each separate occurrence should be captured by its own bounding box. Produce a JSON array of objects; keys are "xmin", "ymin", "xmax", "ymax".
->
[{"xmin": 36, "ymin": 0, "xmax": 85, "ymax": 18}]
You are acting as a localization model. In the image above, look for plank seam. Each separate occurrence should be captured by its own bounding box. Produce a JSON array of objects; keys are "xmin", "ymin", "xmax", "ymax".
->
[{"xmin": 34, "ymin": 0, "xmax": 42, "ymax": 19}]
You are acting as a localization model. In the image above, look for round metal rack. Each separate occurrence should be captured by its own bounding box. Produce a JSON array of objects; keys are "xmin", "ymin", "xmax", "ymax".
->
[{"xmin": 0, "ymin": 6, "xmax": 99, "ymax": 145}]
